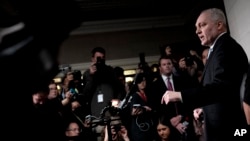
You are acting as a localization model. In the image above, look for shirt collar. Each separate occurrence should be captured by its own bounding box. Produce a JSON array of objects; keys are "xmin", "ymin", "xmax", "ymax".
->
[
  {"xmin": 210, "ymin": 32, "xmax": 227, "ymax": 49},
  {"xmin": 162, "ymin": 74, "xmax": 173, "ymax": 80}
]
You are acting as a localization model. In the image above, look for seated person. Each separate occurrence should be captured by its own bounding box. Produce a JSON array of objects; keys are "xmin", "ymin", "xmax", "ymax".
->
[
  {"xmin": 156, "ymin": 115, "xmax": 176, "ymax": 141},
  {"xmin": 65, "ymin": 120, "xmax": 82, "ymax": 141}
]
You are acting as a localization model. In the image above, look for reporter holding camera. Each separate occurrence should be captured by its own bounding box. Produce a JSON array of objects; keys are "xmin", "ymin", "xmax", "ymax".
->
[
  {"xmin": 102, "ymin": 124, "xmax": 130, "ymax": 141},
  {"xmin": 80, "ymin": 47, "xmax": 123, "ymax": 140}
]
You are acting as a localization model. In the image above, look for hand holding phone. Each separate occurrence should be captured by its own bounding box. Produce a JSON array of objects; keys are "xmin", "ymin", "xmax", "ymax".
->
[
  {"xmin": 132, "ymin": 104, "xmax": 144, "ymax": 115},
  {"xmin": 70, "ymin": 88, "xmax": 76, "ymax": 95},
  {"xmin": 133, "ymin": 104, "xmax": 141, "ymax": 108}
]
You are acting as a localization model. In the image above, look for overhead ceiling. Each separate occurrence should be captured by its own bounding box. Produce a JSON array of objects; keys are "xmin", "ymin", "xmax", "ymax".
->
[
  {"xmin": 75, "ymin": 0, "xmax": 225, "ymax": 22},
  {"xmin": 76, "ymin": 0, "xmax": 197, "ymax": 22},
  {"xmin": 1, "ymin": 0, "xmax": 224, "ymax": 30},
  {"xmin": 70, "ymin": 0, "xmax": 225, "ymax": 35},
  {"xmin": 58, "ymin": 0, "xmax": 225, "ymax": 68}
]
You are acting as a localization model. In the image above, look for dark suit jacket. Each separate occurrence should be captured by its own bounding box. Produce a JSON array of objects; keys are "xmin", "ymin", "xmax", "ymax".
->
[
  {"xmin": 150, "ymin": 73, "xmax": 198, "ymax": 141},
  {"xmin": 244, "ymin": 64, "xmax": 250, "ymax": 105},
  {"xmin": 181, "ymin": 33, "xmax": 249, "ymax": 141},
  {"xmin": 150, "ymin": 73, "xmax": 198, "ymax": 116},
  {"xmin": 150, "ymin": 74, "xmax": 187, "ymax": 117}
]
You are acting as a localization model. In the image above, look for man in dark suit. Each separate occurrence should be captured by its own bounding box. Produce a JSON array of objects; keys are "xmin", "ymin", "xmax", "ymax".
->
[
  {"xmin": 161, "ymin": 8, "xmax": 249, "ymax": 141},
  {"xmin": 150, "ymin": 55, "xmax": 198, "ymax": 141}
]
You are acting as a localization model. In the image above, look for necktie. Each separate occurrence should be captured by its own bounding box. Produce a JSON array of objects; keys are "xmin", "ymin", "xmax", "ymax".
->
[
  {"xmin": 167, "ymin": 77, "xmax": 173, "ymax": 91},
  {"xmin": 207, "ymin": 48, "xmax": 213, "ymax": 59},
  {"xmin": 167, "ymin": 77, "xmax": 178, "ymax": 115}
]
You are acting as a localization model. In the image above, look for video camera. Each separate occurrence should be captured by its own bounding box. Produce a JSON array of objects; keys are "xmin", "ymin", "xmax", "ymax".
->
[
  {"xmin": 96, "ymin": 57, "xmax": 105, "ymax": 64},
  {"xmin": 112, "ymin": 123, "xmax": 122, "ymax": 132},
  {"xmin": 138, "ymin": 53, "xmax": 149, "ymax": 71},
  {"xmin": 72, "ymin": 70, "xmax": 82, "ymax": 81},
  {"xmin": 95, "ymin": 57, "xmax": 105, "ymax": 70},
  {"xmin": 184, "ymin": 56, "xmax": 194, "ymax": 67},
  {"xmin": 198, "ymin": 113, "xmax": 204, "ymax": 123},
  {"xmin": 100, "ymin": 100, "xmax": 122, "ymax": 118},
  {"xmin": 84, "ymin": 100, "xmax": 123, "ymax": 128}
]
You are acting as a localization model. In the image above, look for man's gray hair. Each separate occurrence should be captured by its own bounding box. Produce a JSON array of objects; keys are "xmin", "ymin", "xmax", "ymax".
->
[{"xmin": 204, "ymin": 8, "xmax": 227, "ymax": 26}]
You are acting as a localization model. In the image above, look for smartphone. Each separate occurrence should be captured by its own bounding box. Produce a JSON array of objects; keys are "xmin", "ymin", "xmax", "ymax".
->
[
  {"xmin": 182, "ymin": 121, "xmax": 189, "ymax": 127},
  {"xmin": 133, "ymin": 104, "xmax": 141, "ymax": 108},
  {"xmin": 70, "ymin": 88, "xmax": 76, "ymax": 95},
  {"xmin": 112, "ymin": 124, "xmax": 122, "ymax": 132}
]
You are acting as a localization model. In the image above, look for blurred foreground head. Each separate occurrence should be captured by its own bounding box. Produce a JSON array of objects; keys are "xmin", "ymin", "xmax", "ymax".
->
[{"xmin": 0, "ymin": 0, "xmax": 82, "ymax": 95}]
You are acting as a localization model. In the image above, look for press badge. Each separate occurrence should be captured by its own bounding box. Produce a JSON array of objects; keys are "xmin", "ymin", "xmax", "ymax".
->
[{"xmin": 97, "ymin": 93, "xmax": 104, "ymax": 103}]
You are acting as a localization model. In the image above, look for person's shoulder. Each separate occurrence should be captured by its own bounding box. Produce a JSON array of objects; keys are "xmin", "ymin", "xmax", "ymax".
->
[
  {"xmin": 105, "ymin": 64, "xmax": 114, "ymax": 69},
  {"xmin": 132, "ymin": 92, "xmax": 140, "ymax": 98},
  {"xmin": 83, "ymin": 69, "xmax": 90, "ymax": 74},
  {"xmin": 104, "ymin": 65, "xmax": 115, "ymax": 73},
  {"xmin": 151, "ymin": 76, "xmax": 163, "ymax": 88}
]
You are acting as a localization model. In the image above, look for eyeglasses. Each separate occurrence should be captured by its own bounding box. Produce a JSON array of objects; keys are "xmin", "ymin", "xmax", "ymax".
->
[{"xmin": 67, "ymin": 128, "xmax": 82, "ymax": 132}]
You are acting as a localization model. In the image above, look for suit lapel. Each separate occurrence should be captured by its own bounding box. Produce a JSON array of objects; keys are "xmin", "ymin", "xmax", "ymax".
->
[
  {"xmin": 201, "ymin": 33, "xmax": 228, "ymax": 83},
  {"xmin": 159, "ymin": 76, "xmax": 168, "ymax": 90}
]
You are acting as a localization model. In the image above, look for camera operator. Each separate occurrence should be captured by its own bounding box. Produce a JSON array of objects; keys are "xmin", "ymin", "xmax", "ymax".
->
[
  {"xmin": 174, "ymin": 54, "xmax": 200, "ymax": 89},
  {"xmin": 80, "ymin": 47, "xmax": 122, "ymax": 141},
  {"xmin": 100, "ymin": 110, "xmax": 130, "ymax": 141},
  {"xmin": 102, "ymin": 123, "xmax": 130, "ymax": 141}
]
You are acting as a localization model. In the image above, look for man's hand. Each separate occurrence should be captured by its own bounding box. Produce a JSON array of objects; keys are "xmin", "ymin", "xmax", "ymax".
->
[
  {"xmin": 175, "ymin": 123, "xmax": 187, "ymax": 134},
  {"xmin": 83, "ymin": 118, "xmax": 91, "ymax": 128},
  {"xmin": 71, "ymin": 101, "xmax": 81, "ymax": 111},
  {"xmin": 193, "ymin": 108, "xmax": 203, "ymax": 121},
  {"xmin": 119, "ymin": 125, "xmax": 130, "ymax": 141},
  {"xmin": 131, "ymin": 107, "xmax": 144, "ymax": 116},
  {"xmin": 89, "ymin": 62, "xmax": 97, "ymax": 74},
  {"xmin": 143, "ymin": 105, "xmax": 152, "ymax": 112},
  {"xmin": 170, "ymin": 115, "xmax": 183, "ymax": 127},
  {"xmin": 161, "ymin": 91, "xmax": 182, "ymax": 104},
  {"xmin": 65, "ymin": 91, "xmax": 73, "ymax": 99}
]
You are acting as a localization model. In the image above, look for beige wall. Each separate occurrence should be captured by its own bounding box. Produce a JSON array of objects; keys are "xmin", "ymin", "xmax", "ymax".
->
[
  {"xmin": 59, "ymin": 25, "xmax": 196, "ymax": 71},
  {"xmin": 224, "ymin": 0, "xmax": 250, "ymax": 61},
  {"xmin": 59, "ymin": 0, "xmax": 250, "ymax": 71}
]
